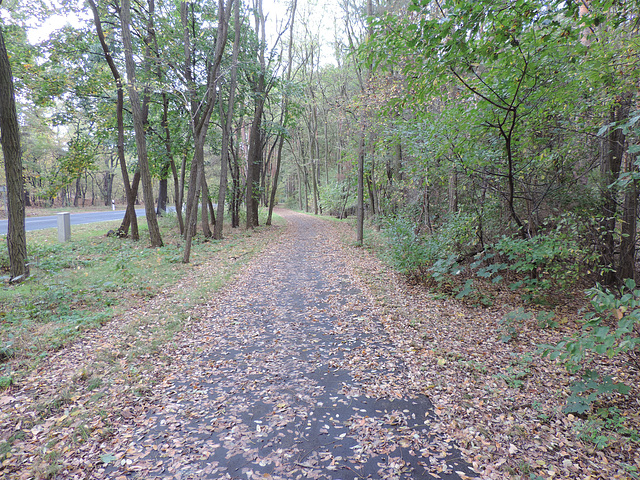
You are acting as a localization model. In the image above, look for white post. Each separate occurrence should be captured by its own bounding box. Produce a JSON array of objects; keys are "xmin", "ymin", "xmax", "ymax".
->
[{"xmin": 57, "ymin": 212, "xmax": 71, "ymax": 242}]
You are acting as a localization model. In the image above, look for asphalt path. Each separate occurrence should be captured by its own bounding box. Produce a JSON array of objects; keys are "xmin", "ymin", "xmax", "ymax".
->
[{"xmin": 0, "ymin": 208, "xmax": 147, "ymax": 235}]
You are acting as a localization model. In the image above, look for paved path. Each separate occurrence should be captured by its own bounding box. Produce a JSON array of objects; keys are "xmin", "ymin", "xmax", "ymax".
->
[{"xmin": 101, "ymin": 211, "xmax": 477, "ymax": 479}]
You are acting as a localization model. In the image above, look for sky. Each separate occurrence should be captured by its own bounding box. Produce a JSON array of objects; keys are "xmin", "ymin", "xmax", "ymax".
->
[
  {"xmin": 17, "ymin": 0, "xmax": 348, "ymax": 71},
  {"xmin": 22, "ymin": 0, "xmax": 344, "ymax": 54}
]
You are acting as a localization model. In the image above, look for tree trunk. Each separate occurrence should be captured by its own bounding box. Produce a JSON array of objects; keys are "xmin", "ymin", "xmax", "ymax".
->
[
  {"xmin": 229, "ymin": 139, "xmax": 241, "ymax": 229},
  {"xmin": 246, "ymin": 105, "xmax": 264, "ymax": 228},
  {"xmin": 298, "ymin": 169, "xmax": 303, "ymax": 211},
  {"xmin": 182, "ymin": 0, "xmax": 232, "ymax": 262},
  {"xmin": 619, "ymin": 157, "xmax": 637, "ymax": 282},
  {"xmin": 105, "ymin": 171, "xmax": 114, "ymax": 207},
  {"xmin": 157, "ymin": 177, "xmax": 168, "ymax": 215},
  {"xmin": 201, "ymin": 176, "xmax": 212, "ymax": 238},
  {"xmin": 0, "ymin": 25, "xmax": 28, "ymax": 281},
  {"xmin": 246, "ymin": 0, "xmax": 267, "ymax": 229},
  {"xmin": 215, "ymin": 0, "xmax": 241, "ymax": 239},
  {"xmin": 267, "ymin": 134, "xmax": 285, "ymax": 225},
  {"xmin": 89, "ymin": 0, "xmax": 138, "ymax": 240},
  {"xmin": 600, "ymin": 97, "xmax": 632, "ymax": 285},
  {"xmin": 356, "ymin": 130, "xmax": 365, "ymax": 246},
  {"xmin": 502, "ymin": 123, "xmax": 525, "ymax": 238},
  {"xmin": 311, "ymin": 159, "xmax": 319, "ymax": 215},
  {"xmin": 74, "ymin": 176, "xmax": 81, "ymax": 207},
  {"xmin": 120, "ymin": 170, "xmax": 141, "ymax": 237},
  {"xmin": 119, "ymin": 0, "xmax": 162, "ymax": 246}
]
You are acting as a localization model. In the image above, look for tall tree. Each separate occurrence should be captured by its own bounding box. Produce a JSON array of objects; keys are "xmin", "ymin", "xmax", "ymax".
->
[
  {"xmin": 87, "ymin": 0, "xmax": 140, "ymax": 239},
  {"xmin": 266, "ymin": 0, "xmax": 297, "ymax": 225},
  {"xmin": 245, "ymin": 0, "xmax": 268, "ymax": 229},
  {"xmin": 0, "ymin": 14, "xmax": 28, "ymax": 281},
  {"xmin": 119, "ymin": 0, "xmax": 163, "ymax": 246},
  {"xmin": 214, "ymin": 0, "xmax": 242, "ymax": 239},
  {"xmin": 181, "ymin": 0, "xmax": 233, "ymax": 262}
]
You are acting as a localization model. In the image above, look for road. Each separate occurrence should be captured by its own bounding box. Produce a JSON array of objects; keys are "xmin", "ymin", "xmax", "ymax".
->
[{"xmin": 0, "ymin": 208, "xmax": 147, "ymax": 235}]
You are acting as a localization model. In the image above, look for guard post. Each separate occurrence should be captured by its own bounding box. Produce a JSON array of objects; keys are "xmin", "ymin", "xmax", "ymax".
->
[{"xmin": 57, "ymin": 212, "xmax": 71, "ymax": 242}]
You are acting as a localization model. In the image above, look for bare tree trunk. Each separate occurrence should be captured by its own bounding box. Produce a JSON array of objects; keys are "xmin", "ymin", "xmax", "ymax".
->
[
  {"xmin": 120, "ymin": 0, "xmax": 163, "ymax": 247},
  {"xmin": 356, "ymin": 130, "xmax": 365, "ymax": 246},
  {"xmin": 88, "ymin": 0, "xmax": 139, "ymax": 240},
  {"xmin": 246, "ymin": 0, "xmax": 267, "ymax": 229},
  {"xmin": 311, "ymin": 159, "xmax": 319, "ymax": 215},
  {"xmin": 182, "ymin": 0, "xmax": 232, "ymax": 262},
  {"xmin": 157, "ymin": 175, "xmax": 168, "ymax": 215},
  {"xmin": 74, "ymin": 177, "xmax": 81, "ymax": 207},
  {"xmin": 619, "ymin": 158, "xmax": 637, "ymax": 282},
  {"xmin": 601, "ymin": 97, "xmax": 632, "ymax": 285},
  {"xmin": 298, "ymin": 169, "xmax": 303, "ymax": 211},
  {"xmin": 201, "ymin": 176, "xmax": 212, "ymax": 238},
  {"xmin": 0, "ymin": 25, "xmax": 28, "ymax": 281},
  {"xmin": 215, "ymin": 0, "xmax": 241, "ymax": 239},
  {"xmin": 229, "ymin": 139, "xmax": 241, "ymax": 228}
]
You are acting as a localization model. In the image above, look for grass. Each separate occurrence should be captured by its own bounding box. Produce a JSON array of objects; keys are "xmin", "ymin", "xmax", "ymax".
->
[{"xmin": 0, "ymin": 209, "xmax": 285, "ymax": 380}]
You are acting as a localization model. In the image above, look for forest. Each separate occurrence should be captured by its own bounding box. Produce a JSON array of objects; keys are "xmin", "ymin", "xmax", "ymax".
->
[
  {"xmin": 1, "ymin": 0, "xmax": 637, "ymax": 280},
  {"xmin": 0, "ymin": 0, "xmax": 639, "ymax": 478}
]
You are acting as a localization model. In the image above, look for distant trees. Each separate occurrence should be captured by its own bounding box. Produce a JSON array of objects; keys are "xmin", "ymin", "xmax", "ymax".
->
[{"xmin": 2, "ymin": 0, "xmax": 636, "ymax": 284}]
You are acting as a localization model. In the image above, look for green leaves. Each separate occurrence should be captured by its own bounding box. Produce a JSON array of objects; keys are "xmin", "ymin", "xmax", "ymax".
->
[
  {"xmin": 564, "ymin": 370, "xmax": 631, "ymax": 414},
  {"xmin": 541, "ymin": 280, "xmax": 640, "ymax": 413}
]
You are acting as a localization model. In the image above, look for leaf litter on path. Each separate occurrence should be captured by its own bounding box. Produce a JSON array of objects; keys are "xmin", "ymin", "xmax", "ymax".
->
[
  {"xmin": 1, "ymin": 211, "xmax": 479, "ymax": 479},
  {"xmin": 94, "ymin": 210, "xmax": 477, "ymax": 480},
  {"xmin": 8, "ymin": 210, "xmax": 633, "ymax": 480}
]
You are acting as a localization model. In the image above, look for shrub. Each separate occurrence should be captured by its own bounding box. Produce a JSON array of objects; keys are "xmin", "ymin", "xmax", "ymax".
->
[
  {"xmin": 541, "ymin": 279, "xmax": 639, "ymax": 413},
  {"xmin": 382, "ymin": 212, "xmax": 478, "ymax": 281},
  {"xmin": 319, "ymin": 181, "xmax": 353, "ymax": 217},
  {"xmin": 382, "ymin": 216, "xmax": 430, "ymax": 277},
  {"xmin": 494, "ymin": 213, "xmax": 599, "ymax": 294}
]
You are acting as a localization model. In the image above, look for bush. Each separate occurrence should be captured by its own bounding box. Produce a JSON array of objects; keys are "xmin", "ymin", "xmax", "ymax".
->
[
  {"xmin": 382, "ymin": 216, "xmax": 430, "ymax": 276},
  {"xmin": 382, "ymin": 212, "xmax": 478, "ymax": 279},
  {"xmin": 494, "ymin": 213, "xmax": 599, "ymax": 293},
  {"xmin": 319, "ymin": 181, "xmax": 353, "ymax": 217},
  {"xmin": 541, "ymin": 279, "xmax": 639, "ymax": 413}
]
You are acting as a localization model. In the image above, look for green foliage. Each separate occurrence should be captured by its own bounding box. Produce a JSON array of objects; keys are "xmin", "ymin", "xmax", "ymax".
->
[
  {"xmin": 494, "ymin": 214, "xmax": 599, "ymax": 298},
  {"xmin": 318, "ymin": 181, "xmax": 354, "ymax": 217},
  {"xmin": 574, "ymin": 407, "xmax": 639, "ymax": 451},
  {"xmin": 564, "ymin": 370, "xmax": 630, "ymax": 415},
  {"xmin": 382, "ymin": 212, "xmax": 477, "ymax": 280},
  {"xmin": 541, "ymin": 279, "xmax": 639, "ymax": 413},
  {"xmin": 382, "ymin": 216, "xmax": 429, "ymax": 277},
  {"xmin": 0, "ymin": 375, "xmax": 13, "ymax": 389},
  {"xmin": 547, "ymin": 279, "xmax": 640, "ymax": 365},
  {"xmin": 494, "ymin": 353, "xmax": 533, "ymax": 388},
  {"xmin": 499, "ymin": 308, "xmax": 533, "ymax": 343}
]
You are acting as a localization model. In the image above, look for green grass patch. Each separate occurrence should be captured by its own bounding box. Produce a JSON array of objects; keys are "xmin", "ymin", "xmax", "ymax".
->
[{"xmin": 0, "ymin": 210, "xmax": 284, "ymax": 368}]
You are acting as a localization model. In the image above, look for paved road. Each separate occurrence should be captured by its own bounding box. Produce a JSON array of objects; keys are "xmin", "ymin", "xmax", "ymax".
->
[
  {"xmin": 0, "ymin": 208, "xmax": 148, "ymax": 234},
  {"xmin": 99, "ymin": 210, "xmax": 477, "ymax": 480}
]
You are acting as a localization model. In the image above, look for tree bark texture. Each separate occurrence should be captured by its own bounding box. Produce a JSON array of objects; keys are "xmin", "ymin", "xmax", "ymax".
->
[
  {"xmin": 215, "ymin": 0, "xmax": 241, "ymax": 239},
  {"xmin": 0, "ymin": 26, "xmax": 28, "ymax": 281},
  {"xmin": 119, "ymin": 0, "xmax": 162, "ymax": 246}
]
